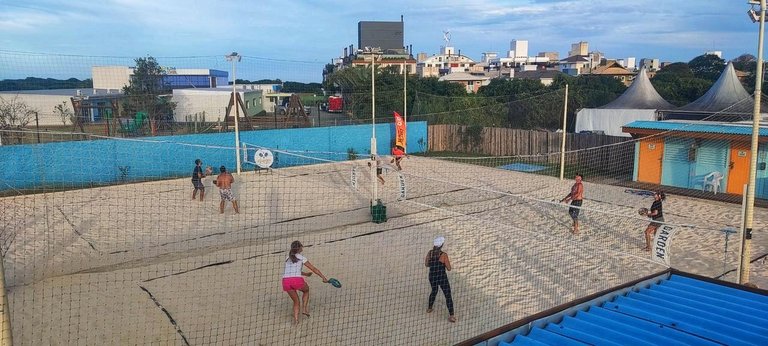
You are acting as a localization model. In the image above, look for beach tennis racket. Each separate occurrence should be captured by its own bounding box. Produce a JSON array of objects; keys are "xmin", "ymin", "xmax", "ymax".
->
[
  {"xmin": 638, "ymin": 207, "xmax": 648, "ymax": 216},
  {"xmin": 327, "ymin": 278, "xmax": 342, "ymax": 288}
]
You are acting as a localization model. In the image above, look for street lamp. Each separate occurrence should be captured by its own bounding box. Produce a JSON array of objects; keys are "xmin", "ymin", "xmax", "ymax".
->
[
  {"xmin": 739, "ymin": 0, "xmax": 766, "ymax": 285},
  {"xmin": 225, "ymin": 52, "xmax": 242, "ymax": 175}
]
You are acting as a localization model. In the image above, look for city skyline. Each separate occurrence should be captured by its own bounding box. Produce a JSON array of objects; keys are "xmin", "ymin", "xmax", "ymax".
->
[{"xmin": 0, "ymin": 0, "xmax": 763, "ymax": 82}]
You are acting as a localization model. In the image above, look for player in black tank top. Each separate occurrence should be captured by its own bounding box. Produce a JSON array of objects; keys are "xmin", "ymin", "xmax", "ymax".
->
[
  {"xmin": 425, "ymin": 237, "xmax": 456, "ymax": 322},
  {"xmin": 643, "ymin": 191, "xmax": 666, "ymax": 251}
]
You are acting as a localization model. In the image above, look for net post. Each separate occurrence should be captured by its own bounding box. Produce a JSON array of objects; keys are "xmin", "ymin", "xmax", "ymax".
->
[{"xmin": 0, "ymin": 255, "xmax": 13, "ymax": 345}]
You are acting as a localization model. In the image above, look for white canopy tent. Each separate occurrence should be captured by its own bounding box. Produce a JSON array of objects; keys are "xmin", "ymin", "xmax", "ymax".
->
[
  {"xmin": 660, "ymin": 62, "xmax": 767, "ymax": 121},
  {"xmin": 575, "ymin": 68, "xmax": 673, "ymax": 137}
]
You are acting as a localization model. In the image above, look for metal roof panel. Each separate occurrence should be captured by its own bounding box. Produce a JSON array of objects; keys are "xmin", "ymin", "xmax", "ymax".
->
[
  {"xmin": 623, "ymin": 120, "xmax": 768, "ymax": 136},
  {"xmin": 502, "ymin": 274, "xmax": 768, "ymax": 346}
]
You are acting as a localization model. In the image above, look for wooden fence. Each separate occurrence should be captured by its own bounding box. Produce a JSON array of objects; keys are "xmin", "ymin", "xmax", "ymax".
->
[{"xmin": 428, "ymin": 124, "xmax": 635, "ymax": 178}]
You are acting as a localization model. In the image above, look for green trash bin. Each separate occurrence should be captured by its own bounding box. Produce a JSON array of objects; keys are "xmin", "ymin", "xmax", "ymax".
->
[{"xmin": 371, "ymin": 199, "xmax": 387, "ymax": 223}]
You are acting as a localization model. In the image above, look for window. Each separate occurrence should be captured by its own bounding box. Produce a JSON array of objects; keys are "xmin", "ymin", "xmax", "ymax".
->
[{"xmin": 246, "ymin": 101, "xmax": 250, "ymax": 109}]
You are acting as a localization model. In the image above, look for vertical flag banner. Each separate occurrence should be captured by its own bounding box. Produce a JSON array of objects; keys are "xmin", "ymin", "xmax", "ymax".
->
[{"xmin": 394, "ymin": 111, "xmax": 406, "ymax": 150}]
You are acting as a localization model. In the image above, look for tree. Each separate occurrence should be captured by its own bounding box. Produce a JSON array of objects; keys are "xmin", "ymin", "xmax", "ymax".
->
[
  {"xmin": 0, "ymin": 95, "xmax": 36, "ymax": 143},
  {"xmin": 688, "ymin": 54, "xmax": 726, "ymax": 82},
  {"xmin": 53, "ymin": 101, "xmax": 74, "ymax": 126},
  {"xmin": 121, "ymin": 56, "xmax": 176, "ymax": 136},
  {"xmin": 651, "ymin": 62, "xmax": 714, "ymax": 106},
  {"xmin": 731, "ymin": 53, "xmax": 759, "ymax": 94},
  {"xmin": 654, "ymin": 62, "xmax": 694, "ymax": 79}
]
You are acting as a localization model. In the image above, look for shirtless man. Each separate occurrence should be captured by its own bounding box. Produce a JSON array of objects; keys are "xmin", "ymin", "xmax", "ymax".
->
[
  {"xmin": 559, "ymin": 173, "xmax": 584, "ymax": 234},
  {"xmin": 214, "ymin": 165, "xmax": 240, "ymax": 214}
]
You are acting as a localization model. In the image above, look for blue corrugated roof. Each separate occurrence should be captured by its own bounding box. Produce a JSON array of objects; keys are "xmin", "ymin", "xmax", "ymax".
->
[
  {"xmin": 500, "ymin": 274, "xmax": 768, "ymax": 346},
  {"xmin": 624, "ymin": 120, "xmax": 768, "ymax": 137}
]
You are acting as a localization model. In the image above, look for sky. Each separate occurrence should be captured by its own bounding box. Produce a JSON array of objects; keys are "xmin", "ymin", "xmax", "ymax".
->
[{"xmin": 0, "ymin": 0, "xmax": 764, "ymax": 82}]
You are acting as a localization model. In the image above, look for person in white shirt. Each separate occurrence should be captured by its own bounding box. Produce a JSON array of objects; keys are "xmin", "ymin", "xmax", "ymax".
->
[
  {"xmin": 282, "ymin": 240, "xmax": 329, "ymax": 324},
  {"xmin": 367, "ymin": 155, "xmax": 385, "ymax": 184}
]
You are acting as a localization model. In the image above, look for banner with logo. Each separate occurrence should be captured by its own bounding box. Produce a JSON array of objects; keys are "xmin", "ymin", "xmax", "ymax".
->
[
  {"xmin": 651, "ymin": 224, "xmax": 677, "ymax": 266},
  {"xmin": 351, "ymin": 166, "xmax": 358, "ymax": 189},
  {"xmin": 397, "ymin": 172, "xmax": 407, "ymax": 201},
  {"xmin": 394, "ymin": 111, "xmax": 406, "ymax": 150}
]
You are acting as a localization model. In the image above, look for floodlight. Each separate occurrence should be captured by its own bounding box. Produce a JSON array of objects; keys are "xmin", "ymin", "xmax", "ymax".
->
[{"xmin": 749, "ymin": 9, "xmax": 761, "ymax": 23}]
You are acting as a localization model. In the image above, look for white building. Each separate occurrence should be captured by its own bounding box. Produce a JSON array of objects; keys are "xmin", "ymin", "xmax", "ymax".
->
[
  {"xmin": 0, "ymin": 89, "xmax": 121, "ymax": 126},
  {"xmin": 705, "ymin": 51, "xmax": 723, "ymax": 58},
  {"xmin": 509, "ymin": 40, "xmax": 529, "ymax": 58},
  {"xmin": 416, "ymin": 46, "xmax": 482, "ymax": 77},
  {"xmin": 639, "ymin": 58, "xmax": 660, "ymax": 71},
  {"xmin": 483, "ymin": 40, "xmax": 549, "ymax": 70},
  {"xmin": 618, "ymin": 57, "xmax": 637, "ymax": 70},
  {"xmin": 438, "ymin": 72, "xmax": 491, "ymax": 93},
  {"xmin": 569, "ymin": 41, "xmax": 589, "ymax": 57},
  {"xmin": 172, "ymin": 88, "xmax": 264, "ymax": 123},
  {"xmin": 92, "ymin": 67, "xmax": 133, "ymax": 90}
]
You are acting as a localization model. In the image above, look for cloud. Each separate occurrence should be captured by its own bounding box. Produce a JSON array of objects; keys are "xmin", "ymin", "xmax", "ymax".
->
[{"xmin": 0, "ymin": 0, "xmax": 762, "ymax": 80}]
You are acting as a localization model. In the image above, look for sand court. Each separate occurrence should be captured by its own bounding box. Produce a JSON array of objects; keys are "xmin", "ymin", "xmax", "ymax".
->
[{"xmin": 1, "ymin": 156, "xmax": 766, "ymax": 344}]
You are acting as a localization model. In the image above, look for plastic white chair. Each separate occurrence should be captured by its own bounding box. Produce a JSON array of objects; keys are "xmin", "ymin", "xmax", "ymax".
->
[{"xmin": 702, "ymin": 171, "xmax": 724, "ymax": 194}]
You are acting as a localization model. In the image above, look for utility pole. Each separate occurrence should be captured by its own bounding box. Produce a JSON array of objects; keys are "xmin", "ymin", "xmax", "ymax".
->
[
  {"xmin": 226, "ymin": 52, "xmax": 242, "ymax": 175},
  {"xmin": 559, "ymin": 84, "xmax": 569, "ymax": 180},
  {"xmin": 740, "ymin": 0, "xmax": 766, "ymax": 284}
]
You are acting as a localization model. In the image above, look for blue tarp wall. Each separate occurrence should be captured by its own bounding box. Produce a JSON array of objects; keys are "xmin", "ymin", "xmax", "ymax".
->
[{"xmin": 0, "ymin": 122, "xmax": 427, "ymax": 192}]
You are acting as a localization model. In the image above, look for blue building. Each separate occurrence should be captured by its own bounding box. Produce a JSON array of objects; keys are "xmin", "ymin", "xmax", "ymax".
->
[
  {"xmin": 623, "ymin": 120, "xmax": 768, "ymax": 199},
  {"xmin": 163, "ymin": 68, "xmax": 229, "ymax": 88},
  {"xmin": 92, "ymin": 66, "xmax": 229, "ymax": 90}
]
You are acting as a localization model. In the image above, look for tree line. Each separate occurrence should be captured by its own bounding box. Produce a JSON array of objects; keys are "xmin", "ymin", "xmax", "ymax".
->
[
  {"xmin": 323, "ymin": 53, "xmax": 759, "ymax": 131},
  {"xmin": 0, "ymin": 77, "xmax": 92, "ymax": 91},
  {"xmin": 1, "ymin": 53, "xmax": 760, "ymax": 137}
]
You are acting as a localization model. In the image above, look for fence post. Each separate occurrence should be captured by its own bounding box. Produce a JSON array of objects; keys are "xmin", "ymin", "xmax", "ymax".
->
[{"xmin": 0, "ymin": 254, "xmax": 13, "ymax": 345}]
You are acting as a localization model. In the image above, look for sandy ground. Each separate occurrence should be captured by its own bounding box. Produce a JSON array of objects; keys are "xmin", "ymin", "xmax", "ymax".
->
[{"xmin": 0, "ymin": 156, "xmax": 766, "ymax": 345}]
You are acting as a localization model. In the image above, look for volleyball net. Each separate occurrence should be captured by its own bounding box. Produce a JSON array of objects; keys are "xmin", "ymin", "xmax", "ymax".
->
[{"xmin": 0, "ymin": 51, "xmax": 766, "ymax": 345}]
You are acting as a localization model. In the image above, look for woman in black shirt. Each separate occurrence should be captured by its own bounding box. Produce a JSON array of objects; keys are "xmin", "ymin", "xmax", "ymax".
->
[{"xmin": 643, "ymin": 191, "xmax": 666, "ymax": 251}]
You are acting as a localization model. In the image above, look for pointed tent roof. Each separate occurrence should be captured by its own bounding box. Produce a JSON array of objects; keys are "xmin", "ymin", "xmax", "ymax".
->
[
  {"xmin": 675, "ymin": 62, "xmax": 752, "ymax": 112},
  {"xmin": 599, "ymin": 68, "xmax": 674, "ymax": 109}
]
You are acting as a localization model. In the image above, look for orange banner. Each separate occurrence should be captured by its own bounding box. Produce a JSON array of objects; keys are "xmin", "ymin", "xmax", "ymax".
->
[{"xmin": 394, "ymin": 111, "xmax": 406, "ymax": 150}]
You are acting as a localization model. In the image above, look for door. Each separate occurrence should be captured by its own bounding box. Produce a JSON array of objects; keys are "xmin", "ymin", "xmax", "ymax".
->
[
  {"xmin": 695, "ymin": 139, "xmax": 729, "ymax": 191},
  {"xmin": 727, "ymin": 141, "xmax": 751, "ymax": 195},
  {"xmin": 661, "ymin": 137, "xmax": 695, "ymax": 188},
  {"xmin": 638, "ymin": 136, "xmax": 664, "ymax": 184}
]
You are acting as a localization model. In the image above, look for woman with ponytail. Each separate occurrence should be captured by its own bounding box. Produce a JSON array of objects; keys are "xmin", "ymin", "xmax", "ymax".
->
[
  {"xmin": 424, "ymin": 236, "xmax": 456, "ymax": 322},
  {"xmin": 642, "ymin": 191, "xmax": 667, "ymax": 252},
  {"xmin": 282, "ymin": 240, "xmax": 328, "ymax": 324}
]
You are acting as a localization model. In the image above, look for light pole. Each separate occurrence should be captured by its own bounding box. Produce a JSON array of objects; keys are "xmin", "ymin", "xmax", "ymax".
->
[
  {"xmin": 740, "ymin": 0, "xmax": 766, "ymax": 284},
  {"xmin": 358, "ymin": 48, "xmax": 383, "ymax": 204},
  {"xmin": 403, "ymin": 60, "xmax": 407, "ymax": 153},
  {"xmin": 226, "ymin": 52, "xmax": 242, "ymax": 175}
]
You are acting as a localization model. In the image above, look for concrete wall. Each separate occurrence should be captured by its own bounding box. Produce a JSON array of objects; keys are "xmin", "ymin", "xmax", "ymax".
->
[
  {"xmin": 0, "ymin": 93, "xmax": 73, "ymax": 126},
  {"xmin": 172, "ymin": 89, "xmax": 263, "ymax": 122},
  {"xmin": 0, "ymin": 121, "xmax": 428, "ymax": 191}
]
